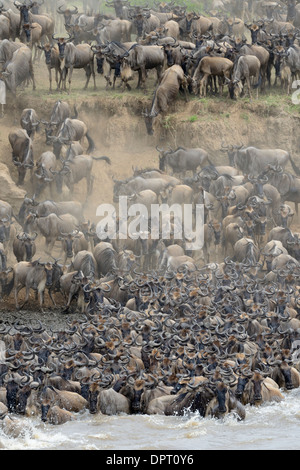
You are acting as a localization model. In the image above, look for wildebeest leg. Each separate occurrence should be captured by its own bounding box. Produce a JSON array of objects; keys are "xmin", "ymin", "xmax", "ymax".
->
[
  {"xmin": 48, "ymin": 66, "xmax": 52, "ymax": 92},
  {"xmin": 45, "ymin": 237, "xmax": 55, "ymax": 255},
  {"xmin": 48, "ymin": 288, "xmax": 57, "ymax": 306},
  {"xmin": 200, "ymin": 74, "xmax": 208, "ymax": 97},
  {"xmin": 68, "ymin": 66, "xmax": 73, "ymax": 94},
  {"xmin": 30, "ymin": 63, "xmax": 36, "ymax": 91},
  {"xmin": 38, "ymin": 287, "xmax": 45, "ymax": 310},
  {"xmin": 136, "ymin": 70, "xmax": 142, "ymax": 89},
  {"xmin": 91, "ymin": 60, "xmax": 96, "ymax": 89},
  {"xmin": 14, "ymin": 284, "xmax": 23, "ymax": 309},
  {"xmin": 83, "ymin": 65, "xmax": 92, "ymax": 90},
  {"xmin": 246, "ymin": 76, "xmax": 252, "ymax": 100},
  {"xmin": 62, "ymin": 67, "xmax": 68, "ymax": 91},
  {"xmin": 58, "ymin": 68, "xmax": 62, "ymax": 90},
  {"xmin": 54, "ymin": 68, "xmax": 59, "ymax": 91},
  {"xmin": 20, "ymin": 285, "xmax": 31, "ymax": 309}
]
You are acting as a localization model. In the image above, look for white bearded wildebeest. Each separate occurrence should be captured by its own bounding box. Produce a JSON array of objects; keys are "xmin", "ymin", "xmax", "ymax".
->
[
  {"xmin": 192, "ymin": 56, "xmax": 234, "ymax": 97},
  {"xmin": 33, "ymin": 150, "xmax": 57, "ymax": 199},
  {"xmin": 37, "ymin": 43, "xmax": 63, "ymax": 92},
  {"xmin": 18, "ymin": 198, "xmax": 85, "ymax": 227},
  {"xmin": 113, "ymin": 174, "xmax": 178, "ymax": 201},
  {"xmin": 23, "ymin": 211, "xmax": 78, "ymax": 255},
  {"xmin": 12, "ymin": 231, "xmax": 37, "ymax": 262},
  {"xmin": 142, "ymin": 64, "xmax": 188, "ymax": 135},
  {"xmin": 120, "ymin": 43, "xmax": 165, "ymax": 93},
  {"xmin": 226, "ymin": 54, "xmax": 262, "ymax": 100},
  {"xmin": 5, "ymin": 259, "xmax": 56, "ymax": 310},
  {"xmin": 20, "ymin": 108, "xmax": 40, "ymax": 139},
  {"xmin": 28, "ymin": 7, "xmax": 55, "ymax": 43},
  {"xmin": 2, "ymin": 9, "xmax": 21, "ymax": 41},
  {"xmin": 237, "ymin": 43, "xmax": 270, "ymax": 90},
  {"xmin": 156, "ymin": 146, "xmax": 214, "ymax": 176},
  {"xmin": 47, "ymin": 117, "xmax": 95, "ymax": 159},
  {"xmin": 41, "ymin": 100, "xmax": 72, "ymax": 145},
  {"xmin": 1, "ymin": 45, "xmax": 36, "ymax": 96},
  {"xmin": 0, "ymin": 9, "xmax": 13, "ymax": 40},
  {"xmin": 62, "ymin": 42, "xmax": 96, "ymax": 94},
  {"xmin": 50, "ymin": 154, "xmax": 111, "ymax": 201},
  {"xmin": 0, "ymin": 39, "xmax": 23, "ymax": 69},
  {"xmin": 8, "ymin": 129, "xmax": 34, "ymax": 186},
  {"xmin": 285, "ymin": 45, "xmax": 300, "ymax": 82},
  {"xmin": 228, "ymin": 146, "xmax": 300, "ymax": 178},
  {"xmin": 94, "ymin": 17, "xmax": 132, "ymax": 44}
]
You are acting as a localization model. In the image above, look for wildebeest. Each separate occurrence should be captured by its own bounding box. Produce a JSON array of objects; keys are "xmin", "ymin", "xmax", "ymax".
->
[
  {"xmin": 8, "ymin": 128, "xmax": 34, "ymax": 186},
  {"xmin": 28, "ymin": 7, "xmax": 55, "ymax": 43},
  {"xmin": 95, "ymin": 17, "xmax": 132, "ymax": 44},
  {"xmin": 20, "ymin": 108, "xmax": 39, "ymax": 139},
  {"xmin": 113, "ymin": 175, "xmax": 177, "ymax": 201},
  {"xmin": 121, "ymin": 43, "xmax": 165, "ymax": 92},
  {"xmin": 12, "ymin": 231, "xmax": 37, "ymax": 262},
  {"xmin": 226, "ymin": 54, "xmax": 262, "ymax": 100},
  {"xmin": 51, "ymin": 154, "xmax": 111, "ymax": 200},
  {"xmin": 235, "ymin": 371, "xmax": 284, "ymax": 406},
  {"xmin": 143, "ymin": 64, "xmax": 188, "ymax": 135},
  {"xmin": 59, "ymin": 269, "xmax": 86, "ymax": 311},
  {"xmin": 0, "ymin": 39, "xmax": 23, "ymax": 69},
  {"xmin": 24, "ymin": 212, "xmax": 78, "ymax": 254},
  {"xmin": 40, "ymin": 386, "xmax": 87, "ymax": 419},
  {"xmin": 70, "ymin": 249, "xmax": 97, "ymax": 280},
  {"xmin": 262, "ymin": 240, "xmax": 288, "ymax": 271},
  {"xmin": 229, "ymin": 146, "xmax": 300, "ymax": 177},
  {"xmin": 192, "ymin": 56, "xmax": 234, "ymax": 97},
  {"xmin": 285, "ymin": 45, "xmax": 300, "ymax": 82},
  {"xmin": 41, "ymin": 100, "xmax": 72, "ymax": 145},
  {"xmin": 237, "ymin": 43, "xmax": 270, "ymax": 90},
  {"xmin": 47, "ymin": 118, "xmax": 95, "ymax": 159},
  {"xmin": 33, "ymin": 150, "xmax": 57, "ymax": 199},
  {"xmin": 233, "ymin": 237, "xmax": 260, "ymax": 265},
  {"xmin": 5, "ymin": 259, "xmax": 56, "ymax": 310},
  {"xmin": 38, "ymin": 43, "xmax": 63, "ymax": 92},
  {"xmin": 62, "ymin": 42, "xmax": 96, "ymax": 94},
  {"xmin": 59, "ymin": 230, "xmax": 89, "ymax": 264},
  {"xmin": 157, "ymin": 146, "xmax": 213, "ymax": 175},
  {"xmin": 93, "ymin": 241, "xmax": 118, "ymax": 276},
  {"xmin": 18, "ymin": 198, "xmax": 85, "ymax": 226},
  {"xmin": 1, "ymin": 44, "xmax": 36, "ymax": 96}
]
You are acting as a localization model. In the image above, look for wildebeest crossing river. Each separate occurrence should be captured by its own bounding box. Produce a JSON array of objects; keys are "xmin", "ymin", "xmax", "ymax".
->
[{"xmin": 1, "ymin": 387, "xmax": 300, "ymax": 449}]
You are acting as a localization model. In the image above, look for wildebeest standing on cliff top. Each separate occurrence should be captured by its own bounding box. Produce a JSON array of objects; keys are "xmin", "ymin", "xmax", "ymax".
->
[{"xmin": 143, "ymin": 64, "xmax": 188, "ymax": 135}]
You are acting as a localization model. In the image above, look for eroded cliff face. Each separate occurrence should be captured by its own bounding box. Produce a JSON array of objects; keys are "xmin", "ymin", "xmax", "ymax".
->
[{"xmin": 1, "ymin": 92, "xmax": 300, "ymax": 218}]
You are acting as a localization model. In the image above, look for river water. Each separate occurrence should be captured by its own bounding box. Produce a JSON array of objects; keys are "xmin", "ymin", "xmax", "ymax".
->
[{"xmin": 1, "ymin": 388, "xmax": 300, "ymax": 451}]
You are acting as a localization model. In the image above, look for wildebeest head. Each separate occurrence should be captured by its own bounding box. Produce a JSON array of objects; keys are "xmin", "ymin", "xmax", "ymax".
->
[
  {"xmin": 52, "ymin": 33, "xmax": 73, "ymax": 59},
  {"xmin": 59, "ymin": 231, "xmax": 76, "ymax": 258},
  {"xmin": 225, "ymin": 77, "xmax": 243, "ymax": 100},
  {"xmin": 16, "ymin": 231, "xmax": 37, "ymax": 261},
  {"xmin": 220, "ymin": 142, "xmax": 244, "ymax": 167},
  {"xmin": 14, "ymin": 1, "xmax": 31, "ymax": 23},
  {"xmin": 50, "ymin": 164, "xmax": 71, "ymax": 193},
  {"xmin": 12, "ymin": 140, "xmax": 34, "ymax": 186},
  {"xmin": 142, "ymin": 108, "xmax": 158, "ymax": 135}
]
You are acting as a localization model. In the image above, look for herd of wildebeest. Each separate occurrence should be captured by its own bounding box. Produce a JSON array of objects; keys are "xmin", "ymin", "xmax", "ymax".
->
[{"xmin": 1, "ymin": 0, "xmax": 300, "ymax": 433}]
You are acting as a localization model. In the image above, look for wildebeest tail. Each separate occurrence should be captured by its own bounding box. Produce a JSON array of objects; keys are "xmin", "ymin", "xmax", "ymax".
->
[
  {"xmin": 289, "ymin": 154, "xmax": 300, "ymax": 176},
  {"xmin": 86, "ymin": 131, "xmax": 95, "ymax": 154},
  {"xmin": 92, "ymin": 156, "xmax": 111, "ymax": 164}
]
